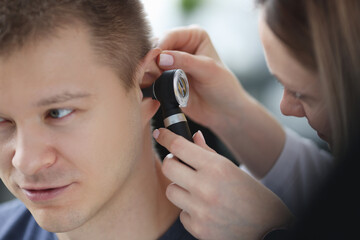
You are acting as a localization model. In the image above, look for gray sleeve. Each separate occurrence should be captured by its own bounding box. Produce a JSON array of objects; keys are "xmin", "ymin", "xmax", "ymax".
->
[{"xmin": 260, "ymin": 128, "xmax": 334, "ymax": 216}]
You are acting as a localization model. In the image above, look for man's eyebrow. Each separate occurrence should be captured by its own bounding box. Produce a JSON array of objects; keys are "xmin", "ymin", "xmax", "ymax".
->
[{"xmin": 35, "ymin": 91, "xmax": 92, "ymax": 107}]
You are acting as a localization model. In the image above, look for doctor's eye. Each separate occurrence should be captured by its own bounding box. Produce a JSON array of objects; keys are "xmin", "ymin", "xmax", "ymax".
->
[
  {"xmin": 47, "ymin": 109, "xmax": 73, "ymax": 119},
  {"xmin": 294, "ymin": 92, "xmax": 303, "ymax": 99}
]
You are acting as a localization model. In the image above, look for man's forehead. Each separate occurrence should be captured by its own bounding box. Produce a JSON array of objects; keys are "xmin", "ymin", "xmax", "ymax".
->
[
  {"xmin": 0, "ymin": 24, "xmax": 101, "ymax": 75},
  {"xmin": 0, "ymin": 25, "xmax": 120, "ymax": 108},
  {"xmin": 0, "ymin": 20, "xmax": 91, "ymax": 59}
]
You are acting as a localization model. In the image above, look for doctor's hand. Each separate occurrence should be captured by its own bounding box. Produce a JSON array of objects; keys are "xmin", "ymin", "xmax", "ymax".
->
[
  {"xmin": 153, "ymin": 128, "xmax": 293, "ymax": 240},
  {"xmin": 157, "ymin": 25, "xmax": 248, "ymax": 131},
  {"xmin": 157, "ymin": 26, "xmax": 287, "ymax": 179}
]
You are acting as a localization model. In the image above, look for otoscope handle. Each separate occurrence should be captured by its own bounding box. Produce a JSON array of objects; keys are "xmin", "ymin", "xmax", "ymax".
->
[
  {"xmin": 164, "ymin": 111, "xmax": 194, "ymax": 169},
  {"xmin": 167, "ymin": 120, "xmax": 193, "ymax": 142},
  {"xmin": 162, "ymin": 107, "xmax": 193, "ymax": 143}
]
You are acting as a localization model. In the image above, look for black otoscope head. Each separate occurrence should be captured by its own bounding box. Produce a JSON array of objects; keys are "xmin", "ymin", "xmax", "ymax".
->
[
  {"xmin": 142, "ymin": 69, "xmax": 192, "ymax": 142},
  {"xmin": 154, "ymin": 69, "xmax": 189, "ymax": 118},
  {"xmin": 142, "ymin": 69, "xmax": 189, "ymax": 117}
]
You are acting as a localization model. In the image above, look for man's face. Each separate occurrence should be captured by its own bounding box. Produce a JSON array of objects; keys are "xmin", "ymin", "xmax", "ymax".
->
[{"xmin": 0, "ymin": 25, "xmax": 144, "ymax": 232}]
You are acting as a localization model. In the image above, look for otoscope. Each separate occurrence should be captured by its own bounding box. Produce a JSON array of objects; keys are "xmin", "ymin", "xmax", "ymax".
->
[{"xmin": 142, "ymin": 69, "xmax": 193, "ymax": 143}]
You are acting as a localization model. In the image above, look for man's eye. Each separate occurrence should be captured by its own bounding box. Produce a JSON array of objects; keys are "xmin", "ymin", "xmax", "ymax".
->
[
  {"xmin": 47, "ymin": 109, "xmax": 73, "ymax": 119},
  {"xmin": 0, "ymin": 117, "xmax": 12, "ymax": 127},
  {"xmin": 0, "ymin": 117, "xmax": 10, "ymax": 124}
]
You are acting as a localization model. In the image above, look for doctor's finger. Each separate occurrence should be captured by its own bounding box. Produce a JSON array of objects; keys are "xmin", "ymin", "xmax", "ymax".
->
[
  {"xmin": 166, "ymin": 183, "xmax": 193, "ymax": 213},
  {"xmin": 162, "ymin": 154, "xmax": 197, "ymax": 190},
  {"xmin": 179, "ymin": 211, "xmax": 195, "ymax": 236},
  {"xmin": 153, "ymin": 128, "xmax": 208, "ymax": 170},
  {"xmin": 192, "ymin": 130, "xmax": 216, "ymax": 153},
  {"xmin": 157, "ymin": 50, "xmax": 221, "ymax": 84}
]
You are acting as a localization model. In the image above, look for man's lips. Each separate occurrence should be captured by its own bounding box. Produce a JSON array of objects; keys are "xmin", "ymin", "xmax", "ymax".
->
[{"xmin": 21, "ymin": 184, "xmax": 72, "ymax": 202}]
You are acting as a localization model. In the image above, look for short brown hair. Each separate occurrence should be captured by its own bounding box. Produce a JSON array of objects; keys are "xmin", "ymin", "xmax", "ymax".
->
[
  {"xmin": 257, "ymin": 0, "xmax": 360, "ymax": 160},
  {"xmin": 0, "ymin": 0, "xmax": 152, "ymax": 89}
]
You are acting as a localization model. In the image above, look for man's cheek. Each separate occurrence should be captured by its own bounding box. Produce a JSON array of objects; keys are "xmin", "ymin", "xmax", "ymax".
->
[
  {"xmin": 0, "ymin": 151, "xmax": 13, "ymax": 181},
  {"xmin": 0, "ymin": 171, "xmax": 16, "ymax": 199}
]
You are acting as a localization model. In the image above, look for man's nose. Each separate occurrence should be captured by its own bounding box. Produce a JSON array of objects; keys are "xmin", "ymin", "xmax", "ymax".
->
[
  {"xmin": 12, "ymin": 127, "xmax": 56, "ymax": 176},
  {"xmin": 280, "ymin": 90, "xmax": 306, "ymax": 117}
]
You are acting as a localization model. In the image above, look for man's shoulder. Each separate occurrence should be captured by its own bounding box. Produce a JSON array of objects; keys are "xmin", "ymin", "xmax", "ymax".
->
[
  {"xmin": 0, "ymin": 199, "xmax": 55, "ymax": 240},
  {"xmin": 0, "ymin": 199, "xmax": 29, "ymax": 226},
  {"xmin": 0, "ymin": 198, "xmax": 26, "ymax": 211}
]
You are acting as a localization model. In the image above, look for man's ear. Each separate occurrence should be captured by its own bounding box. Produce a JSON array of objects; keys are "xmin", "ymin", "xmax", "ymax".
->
[
  {"xmin": 138, "ymin": 48, "xmax": 162, "ymax": 88},
  {"xmin": 138, "ymin": 48, "xmax": 162, "ymax": 127}
]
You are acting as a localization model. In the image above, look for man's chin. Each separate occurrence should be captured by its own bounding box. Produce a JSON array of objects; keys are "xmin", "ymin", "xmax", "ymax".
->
[{"xmin": 30, "ymin": 207, "xmax": 85, "ymax": 233}]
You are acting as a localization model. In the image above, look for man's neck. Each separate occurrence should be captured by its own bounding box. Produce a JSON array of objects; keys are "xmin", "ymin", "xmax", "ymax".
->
[{"xmin": 56, "ymin": 138, "xmax": 180, "ymax": 240}]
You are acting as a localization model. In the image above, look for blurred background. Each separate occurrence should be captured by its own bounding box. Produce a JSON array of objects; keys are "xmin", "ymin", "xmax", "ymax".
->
[{"xmin": 0, "ymin": 0, "xmax": 328, "ymax": 203}]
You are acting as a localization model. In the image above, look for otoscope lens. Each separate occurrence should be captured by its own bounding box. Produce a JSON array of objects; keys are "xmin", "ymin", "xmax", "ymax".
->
[
  {"xmin": 177, "ymin": 76, "xmax": 187, "ymax": 98},
  {"xmin": 173, "ymin": 69, "xmax": 189, "ymax": 107}
]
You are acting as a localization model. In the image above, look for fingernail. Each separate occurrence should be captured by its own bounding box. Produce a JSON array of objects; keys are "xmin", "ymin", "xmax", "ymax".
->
[
  {"xmin": 159, "ymin": 53, "xmax": 174, "ymax": 66},
  {"xmin": 153, "ymin": 129, "xmax": 160, "ymax": 139},
  {"xmin": 197, "ymin": 130, "xmax": 205, "ymax": 142},
  {"xmin": 166, "ymin": 153, "xmax": 174, "ymax": 159}
]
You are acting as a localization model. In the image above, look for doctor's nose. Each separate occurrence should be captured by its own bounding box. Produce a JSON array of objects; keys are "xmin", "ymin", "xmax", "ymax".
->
[
  {"xmin": 12, "ymin": 128, "xmax": 56, "ymax": 176},
  {"xmin": 280, "ymin": 90, "xmax": 306, "ymax": 117}
]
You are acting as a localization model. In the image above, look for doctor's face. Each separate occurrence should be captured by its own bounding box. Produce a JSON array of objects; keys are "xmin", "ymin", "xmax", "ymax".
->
[
  {"xmin": 0, "ymin": 25, "xmax": 143, "ymax": 232},
  {"xmin": 259, "ymin": 15, "xmax": 331, "ymax": 143}
]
